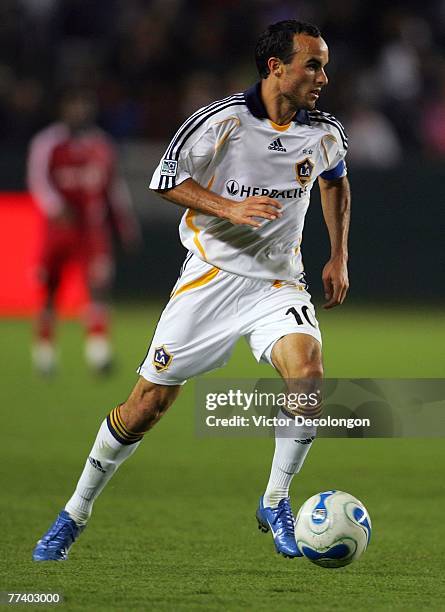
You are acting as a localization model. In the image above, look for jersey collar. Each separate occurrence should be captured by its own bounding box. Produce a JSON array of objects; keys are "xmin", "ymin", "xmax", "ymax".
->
[{"xmin": 244, "ymin": 82, "xmax": 311, "ymax": 126}]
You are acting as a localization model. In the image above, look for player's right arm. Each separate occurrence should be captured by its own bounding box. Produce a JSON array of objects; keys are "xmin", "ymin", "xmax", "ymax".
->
[
  {"xmin": 150, "ymin": 103, "xmax": 281, "ymax": 227},
  {"xmin": 27, "ymin": 125, "xmax": 69, "ymax": 221},
  {"xmin": 156, "ymin": 178, "xmax": 282, "ymax": 228}
]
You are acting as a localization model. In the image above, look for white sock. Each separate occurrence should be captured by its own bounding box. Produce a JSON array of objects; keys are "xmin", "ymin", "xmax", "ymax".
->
[
  {"xmin": 65, "ymin": 412, "xmax": 142, "ymax": 525},
  {"xmin": 263, "ymin": 410, "xmax": 316, "ymax": 508}
]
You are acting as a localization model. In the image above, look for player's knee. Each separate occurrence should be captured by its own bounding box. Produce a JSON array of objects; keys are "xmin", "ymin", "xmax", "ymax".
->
[
  {"xmin": 88, "ymin": 257, "xmax": 114, "ymax": 291},
  {"xmin": 273, "ymin": 337, "xmax": 323, "ymax": 380},
  {"xmin": 283, "ymin": 359, "xmax": 323, "ymax": 418},
  {"xmin": 297, "ymin": 361, "xmax": 324, "ymax": 380},
  {"xmin": 283, "ymin": 357, "xmax": 323, "ymax": 381}
]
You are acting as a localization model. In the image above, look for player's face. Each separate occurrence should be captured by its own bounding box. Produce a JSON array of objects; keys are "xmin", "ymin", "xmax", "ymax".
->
[
  {"xmin": 280, "ymin": 34, "xmax": 329, "ymax": 110},
  {"xmin": 61, "ymin": 96, "xmax": 96, "ymax": 130}
]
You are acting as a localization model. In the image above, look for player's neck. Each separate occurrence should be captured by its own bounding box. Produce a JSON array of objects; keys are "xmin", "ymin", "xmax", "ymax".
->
[
  {"xmin": 260, "ymin": 79, "xmax": 296, "ymax": 125},
  {"xmin": 65, "ymin": 122, "xmax": 92, "ymax": 136}
]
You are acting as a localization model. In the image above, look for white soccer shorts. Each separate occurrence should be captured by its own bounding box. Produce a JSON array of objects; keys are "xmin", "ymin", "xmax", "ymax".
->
[{"xmin": 138, "ymin": 254, "xmax": 322, "ymax": 385}]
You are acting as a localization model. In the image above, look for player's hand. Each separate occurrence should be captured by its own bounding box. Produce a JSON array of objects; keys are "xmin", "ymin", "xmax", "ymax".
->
[
  {"xmin": 322, "ymin": 255, "xmax": 349, "ymax": 309},
  {"xmin": 51, "ymin": 208, "xmax": 76, "ymax": 227},
  {"xmin": 121, "ymin": 225, "xmax": 143, "ymax": 253},
  {"xmin": 224, "ymin": 196, "xmax": 283, "ymax": 227}
]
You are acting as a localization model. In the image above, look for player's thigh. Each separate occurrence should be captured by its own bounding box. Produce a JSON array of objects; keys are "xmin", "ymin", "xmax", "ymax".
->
[
  {"xmin": 138, "ymin": 258, "xmax": 242, "ymax": 385},
  {"xmin": 271, "ymin": 332, "xmax": 323, "ymax": 379},
  {"xmin": 245, "ymin": 285, "xmax": 322, "ymax": 371}
]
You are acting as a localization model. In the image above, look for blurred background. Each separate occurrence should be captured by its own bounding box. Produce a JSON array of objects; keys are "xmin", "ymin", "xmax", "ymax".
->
[
  {"xmin": 1, "ymin": 4, "xmax": 444, "ymax": 604},
  {"xmin": 0, "ymin": 0, "xmax": 444, "ymax": 309}
]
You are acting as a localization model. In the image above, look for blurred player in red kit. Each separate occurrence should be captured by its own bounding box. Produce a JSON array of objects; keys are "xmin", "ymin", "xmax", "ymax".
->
[{"xmin": 27, "ymin": 89, "xmax": 141, "ymax": 374}]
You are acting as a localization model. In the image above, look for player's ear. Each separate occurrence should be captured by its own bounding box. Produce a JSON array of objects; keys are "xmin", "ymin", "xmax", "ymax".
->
[{"xmin": 268, "ymin": 57, "xmax": 282, "ymax": 77}]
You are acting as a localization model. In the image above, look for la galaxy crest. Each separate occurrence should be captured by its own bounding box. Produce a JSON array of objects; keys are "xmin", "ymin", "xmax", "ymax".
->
[
  {"xmin": 295, "ymin": 157, "xmax": 314, "ymax": 187},
  {"xmin": 153, "ymin": 345, "xmax": 173, "ymax": 372}
]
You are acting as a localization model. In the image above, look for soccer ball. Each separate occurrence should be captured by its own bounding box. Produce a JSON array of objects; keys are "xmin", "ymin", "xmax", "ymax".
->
[{"xmin": 294, "ymin": 490, "xmax": 371, "ymax": 568}]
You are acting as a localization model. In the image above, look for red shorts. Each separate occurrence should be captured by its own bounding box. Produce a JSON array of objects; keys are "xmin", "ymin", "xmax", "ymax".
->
[{"xmin": 38, "ymin": 222, "xmax": 114, "ymax": 290}]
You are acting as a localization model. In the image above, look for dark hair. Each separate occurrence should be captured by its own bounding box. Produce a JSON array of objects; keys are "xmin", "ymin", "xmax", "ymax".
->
[{"xmin": 255, "ymin": 20, "xmax": 321, "ymax": 79}]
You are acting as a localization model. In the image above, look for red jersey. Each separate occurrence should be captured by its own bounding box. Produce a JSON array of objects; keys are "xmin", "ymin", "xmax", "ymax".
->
[
  {"xmin": 28, "ymin": 123, "xmax": 139, "ymax": 241},
  {"xmin": 48, "ymin": 131, "xmax": 114, "ymax": 228}
]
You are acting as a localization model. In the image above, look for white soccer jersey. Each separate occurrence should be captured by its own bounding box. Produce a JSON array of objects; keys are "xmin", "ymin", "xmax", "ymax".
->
[{"xmin": 149, "ymin": 82, "xmax": 348, "ymax": 282}]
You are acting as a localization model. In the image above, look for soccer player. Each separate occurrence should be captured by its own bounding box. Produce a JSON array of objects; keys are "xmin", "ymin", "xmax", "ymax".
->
[
  {"xmin": 33, "ymin": 20, "xmax": 350, "ymax": 560},
  {"xmin": 28, "ymin": 88, "xmax": 141, "ymax": 374}
]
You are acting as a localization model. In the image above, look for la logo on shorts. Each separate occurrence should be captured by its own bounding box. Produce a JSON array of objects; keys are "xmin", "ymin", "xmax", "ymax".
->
[
  {"xmin": 295, "ymin": 157, "xmax": 314, "ymax": 187},
  {"xmin": 153, "ymin": 346, "xmax": 173, "ymax": 372}
]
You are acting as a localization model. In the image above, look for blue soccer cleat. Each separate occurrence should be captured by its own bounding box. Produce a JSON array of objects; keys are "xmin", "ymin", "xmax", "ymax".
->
[
  {"xmin": 32, "ymin": 510, "xmax": 84, "ymax": 561},
  {"xmin": 256, "ymin": 496, "xmax": 302, "ymax": 558}
]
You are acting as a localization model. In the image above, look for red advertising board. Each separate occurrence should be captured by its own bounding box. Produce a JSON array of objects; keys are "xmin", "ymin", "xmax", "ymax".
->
[{"xmin": 0, "ymin": 193, "xmax": 88, "ymax": 316}]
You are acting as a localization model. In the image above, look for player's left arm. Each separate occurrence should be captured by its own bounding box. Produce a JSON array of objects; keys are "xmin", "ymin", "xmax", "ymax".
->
[
  {"xmin": 107, "ymin": 149, "xmax": 142, "ymax": 250},
  {"xmin": 318, "ymin": 174, "xmax": 351, "ymax": 309}
]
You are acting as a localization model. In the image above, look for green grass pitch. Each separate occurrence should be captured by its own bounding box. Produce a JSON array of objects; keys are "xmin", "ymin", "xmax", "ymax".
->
[{"xmin": 0, "ymin": 304, "xmax": 444, "ymax": 611}]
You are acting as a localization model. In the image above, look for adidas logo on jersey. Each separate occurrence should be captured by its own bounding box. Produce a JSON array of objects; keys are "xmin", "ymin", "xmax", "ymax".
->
[{"xmin": 268, "ymin": 138, "xmax": 286, "ymax": 152}]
